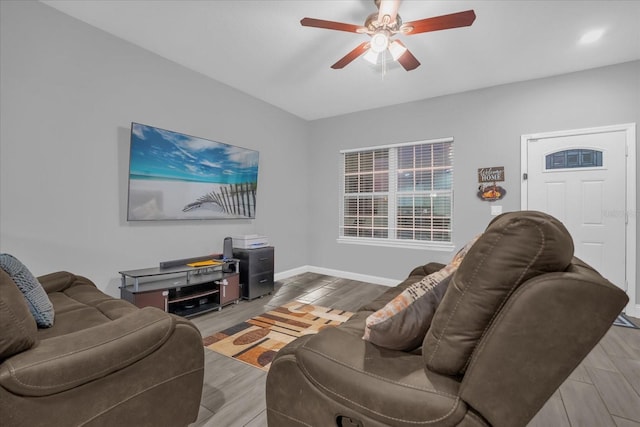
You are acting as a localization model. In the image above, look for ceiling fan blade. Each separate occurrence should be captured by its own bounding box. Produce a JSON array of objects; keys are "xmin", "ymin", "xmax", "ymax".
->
[
  {"xmin": 331, "ymin": 42, "xmax": 370, "ymax": 69},
  {"xmin": 393, "ymin": 40, "xmax": 420, "ymax": 71},
  {"xmin": 300, "ymin": 17, "xmax": 366, "ymax": 33},
  {"xmin": 377, "ymin": 0, "xmax": 400, "ymax": 25},
  {"xmin": 402, "ymin": 10, "xmax": 476, "ymax": 35}
]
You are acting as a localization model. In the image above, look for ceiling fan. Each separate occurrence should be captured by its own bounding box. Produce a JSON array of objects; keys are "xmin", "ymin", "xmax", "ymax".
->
[{"xmin": 300, "ymin": 0, "xmax": 476, "ymax": 71}]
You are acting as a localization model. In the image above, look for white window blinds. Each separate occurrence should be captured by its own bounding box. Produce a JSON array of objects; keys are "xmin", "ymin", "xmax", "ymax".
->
[{"xmin": 340, "ymin": 138, "xmax": 453, "ymax": 247}]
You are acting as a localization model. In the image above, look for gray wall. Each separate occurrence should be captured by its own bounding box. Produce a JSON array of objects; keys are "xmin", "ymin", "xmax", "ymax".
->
[
  {"xmin": 1, "ymin": 2, "xmax": 638, "ymax": 306},
  {"xmin": 0, "ymin": 1, "xmax": 309, "ymax": 297},
  {"xmin": 308, "ymin": 61, "xmax": 639, "ymax": 303}
]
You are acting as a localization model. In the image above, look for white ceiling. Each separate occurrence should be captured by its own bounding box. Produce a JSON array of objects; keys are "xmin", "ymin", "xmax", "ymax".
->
[{"xmin": 40, "ymin": 0, "xmax": 640, "ymax": 121}]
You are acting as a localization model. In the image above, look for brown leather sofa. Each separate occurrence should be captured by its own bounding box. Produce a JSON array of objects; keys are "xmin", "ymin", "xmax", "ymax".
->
[
  {"xmin": 266, "ymin": 211, "xmax": 629, "ymax": 427},
  {"xmin": 0, "ymin": 270, "xmax": 204, "ymax": 427}
]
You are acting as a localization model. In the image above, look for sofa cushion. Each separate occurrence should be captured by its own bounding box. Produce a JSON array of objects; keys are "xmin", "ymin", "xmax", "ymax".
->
[
  {"xmin": 423, "ymin": 211, "xmax": 574, "ymax": 376},
  {"xmin": 38, "ymin": 278, "xmax": 139, "ymax": 341},
  {"xmin": 363, "ymin": 236, "xmax": 479, "ymax": 351},
  {"xmin": 0, "ymin": 254, "xmax": 54, "ymax": 328},
  {"xmin": 0, "ymin": 270, "xmax": 38, "ymax": 359},
  {"xmin": 363, "ymin": 275, "xmax": 451, "ymax": 351}
]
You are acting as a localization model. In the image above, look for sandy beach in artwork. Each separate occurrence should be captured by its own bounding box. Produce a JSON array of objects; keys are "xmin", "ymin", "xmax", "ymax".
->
[{"xmin": 128, "ymin": 178, "xmax": 239, "ymax": 220}]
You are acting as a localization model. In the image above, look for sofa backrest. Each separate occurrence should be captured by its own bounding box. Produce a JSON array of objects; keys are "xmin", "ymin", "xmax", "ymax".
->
[
  {"xmin": 423, "ymin": 210, "xmax": 575, "ymax": 376},
  {"xmin": 458, "ymin": 258, "xmax": 628, "ymax": 426}
]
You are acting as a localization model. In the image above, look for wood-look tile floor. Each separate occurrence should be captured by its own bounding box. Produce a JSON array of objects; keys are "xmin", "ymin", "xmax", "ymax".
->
[{"xmin": 188, "ymin": 273, "xmax": 640, "ymax": 427}]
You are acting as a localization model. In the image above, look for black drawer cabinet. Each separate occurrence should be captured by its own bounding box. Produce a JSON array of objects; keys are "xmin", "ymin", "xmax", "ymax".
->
[{"xmin": 233, "ymin": 246, "xmax": 274, "ymax": 300}]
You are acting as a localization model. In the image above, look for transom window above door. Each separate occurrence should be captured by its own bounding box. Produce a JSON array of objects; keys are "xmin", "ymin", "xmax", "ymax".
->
[{"xmin": 545, "ymin": 149, "xmax": 603, "ymax": 170}]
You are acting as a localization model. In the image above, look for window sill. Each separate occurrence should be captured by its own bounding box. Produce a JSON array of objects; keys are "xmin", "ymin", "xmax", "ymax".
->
[{"xmin": 337, "ymin": 237, "xmax": 455, "ymax": 252}]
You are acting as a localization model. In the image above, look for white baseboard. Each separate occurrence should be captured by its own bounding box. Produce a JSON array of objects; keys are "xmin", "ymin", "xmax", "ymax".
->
[
  {"xmin": 626, "ymin": 303, "xmax": 640, "ymax": 319},
  {"xmin": 274, "ymin": 266, "xmax": 310, "ymax": 281},
  {"xmin": 275, "ymin": 265, "xmax": 400, "ymax": 287}
]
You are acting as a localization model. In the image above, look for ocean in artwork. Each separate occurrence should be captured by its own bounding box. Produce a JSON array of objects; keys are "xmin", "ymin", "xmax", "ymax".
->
[{"xmin": 127, "ymin": 123, "xmax": 259, "ymax": 220}]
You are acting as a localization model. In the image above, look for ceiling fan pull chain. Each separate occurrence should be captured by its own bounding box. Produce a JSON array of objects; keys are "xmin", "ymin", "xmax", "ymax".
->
[{"xmin": 381, "ymin": 50, "xmax": 387, "ymax": 80}]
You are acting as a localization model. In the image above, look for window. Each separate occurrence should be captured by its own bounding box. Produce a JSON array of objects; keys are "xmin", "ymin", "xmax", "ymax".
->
[
  {"xmin": 545, "ymin": 149, "xmax": 603, "ymax": 170},
  {"xmin": 339, "ymin": 138, "xmax": 454, "ymax": 249}
]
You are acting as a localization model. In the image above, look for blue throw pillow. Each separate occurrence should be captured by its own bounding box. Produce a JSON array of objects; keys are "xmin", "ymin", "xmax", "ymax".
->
[{"xmin": 0, "ymin": 254, "xmax": 54, "ymax": 328}]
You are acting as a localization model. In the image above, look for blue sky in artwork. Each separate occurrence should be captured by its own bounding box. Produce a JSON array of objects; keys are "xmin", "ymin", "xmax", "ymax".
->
[{"xmin": 129, "ymin": 123, "xmax": 259, "ymax": 184}]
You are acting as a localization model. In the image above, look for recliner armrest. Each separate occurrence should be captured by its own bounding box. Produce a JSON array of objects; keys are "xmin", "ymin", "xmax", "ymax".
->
[
  {"xmin": 290, "ymin": 327, "xmax": 466, "ymax": 425},
  {"xmin": 0, "ymin": 307, "xmax": 174, "ymax": 396}
]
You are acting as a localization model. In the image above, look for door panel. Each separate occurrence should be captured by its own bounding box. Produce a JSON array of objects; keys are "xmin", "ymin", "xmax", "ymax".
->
[
  {"xmin": 581, "ymin": 181, "xmax": 603, "ymax": 224},
  {"xmin": 582, "ymin": 242, "xmax": 604, "ymax": 271},
  {"xmin": 526, "ymin": 130, "xmax": 626, "ymax": 290},
  {"xmin": 545, "ymin": 182, "xmax": 566, "ymax": 221}
]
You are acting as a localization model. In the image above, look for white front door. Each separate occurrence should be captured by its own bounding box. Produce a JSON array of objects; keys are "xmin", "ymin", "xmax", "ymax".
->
[{"xmin": 522, "ymin": 125, "xmax": 635, "ymax": 296}]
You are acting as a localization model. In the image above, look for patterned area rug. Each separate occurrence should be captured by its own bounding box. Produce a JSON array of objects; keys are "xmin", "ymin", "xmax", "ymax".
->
[{"xmin": 203, "ymin": 301, "xmax": 354, "ymax": 371}]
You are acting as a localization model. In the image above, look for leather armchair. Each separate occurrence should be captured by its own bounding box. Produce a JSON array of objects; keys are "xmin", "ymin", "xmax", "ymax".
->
[
  {"xmin": 266, "ymin": 211, "xmax": 628, "ymax": 427},
  {"xmin": 0, "ymin": 271, "xmax": 204, "ymax": 427}
]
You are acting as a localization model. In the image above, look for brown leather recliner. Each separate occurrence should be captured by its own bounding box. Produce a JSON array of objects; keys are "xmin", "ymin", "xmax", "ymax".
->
[
  {"xmin": 0, "ymin": 270, "xmax": 204, "ymax": 427},
  {"xmin": 266, "ymin": 211, "xmax": 628, "ymax": 427}
]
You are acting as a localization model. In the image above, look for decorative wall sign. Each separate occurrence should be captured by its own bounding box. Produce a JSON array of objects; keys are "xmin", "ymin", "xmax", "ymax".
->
[
  {"xmin": 478, "ymin": 166, "xmax": 505, "ymax": 183},
  {"xmin": 478, "ymin": 184, "xmax": 506, "ymax": 201},
  {"xmin": 477, "ymin": 166, "xmax": 506, "ymax": 201}
]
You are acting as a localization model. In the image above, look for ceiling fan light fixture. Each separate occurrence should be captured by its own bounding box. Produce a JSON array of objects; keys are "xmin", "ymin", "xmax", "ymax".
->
[
  {"xmin": 389, "ymin": 40, "xmax": 407, "ymax": 60},
  {"xmin": 301, "ymin": 2, "xmax": 476, "ymax": 72},
  {"xmin": 363, "ymin": 49, "xmax": 379, "ymax": 64},
  {"xmin": 370, "ymin": 31, "xmax": 389, "ymax": 53}
]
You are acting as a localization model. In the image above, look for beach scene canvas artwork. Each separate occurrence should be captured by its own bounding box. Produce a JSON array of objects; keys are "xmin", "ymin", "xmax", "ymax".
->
[{"xmin": 127, "ymin": 123, "xmax": 259, "ymax": 220}]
